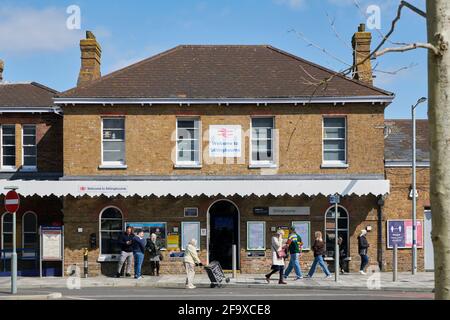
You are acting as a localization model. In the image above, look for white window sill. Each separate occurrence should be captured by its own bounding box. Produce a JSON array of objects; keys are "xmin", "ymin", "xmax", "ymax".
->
[
  {"xmin": 249, "ymin": 163, "xmax": 278, "ymax": 169},
  {"xmin": 98, "ymin": 164, "xmax": 128, "ymax": 170},
  {"xmin": 321, "ymin": 163, "xmax": 349, "ymax": 169},
  {"xmin": 0, "ymin": 168, "xmax": 17, "ymax": 173},
  {"xmin": 97, "ymin": 254, "xmax": 121, "ymax": 262},
  {"xmin": 174, "ymin": 163, "xmax": 202, "ymax": 169}
]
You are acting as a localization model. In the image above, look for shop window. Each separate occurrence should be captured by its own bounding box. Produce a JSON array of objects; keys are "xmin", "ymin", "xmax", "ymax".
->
[
  {"xmin": 1, "ymin": 212, "xmax": 13, "ymax": 251},
  {"xmin": 22, "ymin": 125, "xmax": 37, "ymax": 170},
  {"xmin": 102, "ymin": 118, "xmax": 125, "ymax": 166},
  {"xmin": 99, "ymin": 207, "xmax": 123, "ymax": 255},
  {"xmin": 176, "ymin": 119, "xmax": 200, "ymax": 166},
  {"xmin": 1, "ymin": 125, "xmax": 16, "ymax": 170},
  {"xmin": 251, "ymin": 117, "xmax": 274, "ymax": 165},
  {"xmin": 22, "ymin": 212, "xmax": 38, "ymax": 256},
  {"xmin": 323, "ymin": 117, "xmax": 347, "ymax": 164},
  {"xmin": 324, "ymin": 205, "xmax": 349, "ymax": 258}
]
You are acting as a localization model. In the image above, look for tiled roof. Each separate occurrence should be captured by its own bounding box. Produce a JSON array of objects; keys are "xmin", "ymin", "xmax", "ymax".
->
[
  {"xmin": 0, "ymin": 82, "xmax": 58, "ymax": 108},
  {"xmin": 60, "ymin": 45, "xmax": 393, "ymax": 99},
  {"xmin": 385, "ymin": 119, "xmax": 429, "ymax": 162}
]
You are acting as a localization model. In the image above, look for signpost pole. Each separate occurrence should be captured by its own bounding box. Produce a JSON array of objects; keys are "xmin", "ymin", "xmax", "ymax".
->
[
  {"xmin": 334, "ymin": 197, "xmax": 339, "ymax": 282},
  {"xmin": 393, "ymin": 244, "xmax": 398, "ymax": 282},
  {"xmin": 232, "ymin": 244, "xmax": 237, "ymax": 279},
  {"xmin": 11, "ymin": 211, "xmax": 17, "ymax": 294}
]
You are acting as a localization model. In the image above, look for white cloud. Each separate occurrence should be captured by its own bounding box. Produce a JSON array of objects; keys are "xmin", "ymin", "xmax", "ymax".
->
[
  {"xmin": 0, "ymin": 6, "xmax": 83, "ymax": 54},
  {"xmin": 274, "ymin": 0, "xmax": 305, "ymax": 10}
]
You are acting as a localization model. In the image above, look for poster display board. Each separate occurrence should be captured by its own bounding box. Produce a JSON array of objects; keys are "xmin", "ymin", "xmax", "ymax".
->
[
  {"xmin": 181, "ymin": 222, "xmax": 201, "ymax": 250},
  {"xmin": 247, "ymin": 221, "xmax": 266, "ymax": 251},
  {"xmin": 40, "ymin": 226, "xmax": 64, "ymax": 278},
  {"xmin": 126, "ymin": 222, "xmax": 167, "ymax": 249},
  {"xmin": 167, "ymin": 233, "xmax": 180, "ymax": 251},
  {"xmin": 387, "ymin": 219, "xmax": 424, "ymax": 249},
  {"xmin": 209, "ymin": 125, "xmax": 242, "ymax": 157},
  {"xmin": 291, "ymin": 221, "xmax": 311, "ymax": 251},
  {"xmin": 277, "ymin": 226, "xmax": 290, "ymax": 240}
]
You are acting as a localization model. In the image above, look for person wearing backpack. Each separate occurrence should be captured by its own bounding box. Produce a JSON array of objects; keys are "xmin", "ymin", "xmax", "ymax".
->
[
  {"xmin": 283, "ymin": 226, "xmax": 304, "ymax": 280},
  {"xmin": 265, "ymin": 230, "xmax": 287, "ymax": 285}
]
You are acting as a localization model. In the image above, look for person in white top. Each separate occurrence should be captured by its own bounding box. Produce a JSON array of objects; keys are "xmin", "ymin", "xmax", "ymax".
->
[
  {"xmin": 265, "ymin": 230, "xmax": 287, "ymax": 284},
  {"xmin": 183, "ymin": 238, "xmax": 203, "ymax": 289}
]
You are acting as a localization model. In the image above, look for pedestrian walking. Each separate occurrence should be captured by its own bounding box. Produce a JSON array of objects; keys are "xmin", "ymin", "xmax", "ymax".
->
[
  {"xmin": 183, "ymin": 238, "xmax": 203, "ymax": 289},
  {"xmin": 115, "ymin": 226, "xmax": 134, "ymax": 278},
  {"xmin": 284, "ymin": 226, "xmax": 303, "ymax": 280},
  {"xmin": 338, "ymin": 236, "xmax": 348, "ymax": 274},
  {"xmin": 265, "ymin": 230, "xmax": 287, "ymax": 284},
  {"xmin": 306, "ymin": 231, "xmax": 332, "ymax": 278},
  {"xmin": 132, "ymin": 229, "xmax": 146, "ymax": 279},
  {"xmin": 146, "ymin": 233, "xmax": 162, "ymax": 276},
  {"xmin": 358, "ymin": 229, "xmax": 370, "ymax": 275}
]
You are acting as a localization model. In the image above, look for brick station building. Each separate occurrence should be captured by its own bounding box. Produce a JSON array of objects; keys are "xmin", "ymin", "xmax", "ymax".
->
[{"xmin": 0, "ymin": 26, "xmax": 432, "ymax": 276}]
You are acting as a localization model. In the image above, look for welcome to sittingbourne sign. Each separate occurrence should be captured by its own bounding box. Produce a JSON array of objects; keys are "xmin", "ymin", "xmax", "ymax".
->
[{"xmin": 209, "ymin": 125, "xmax": 242, "ymax": 158}]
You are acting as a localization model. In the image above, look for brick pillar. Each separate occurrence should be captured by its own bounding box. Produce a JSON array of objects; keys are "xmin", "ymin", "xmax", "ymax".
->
[{"xmin": 77, "ymin": 31, "xmax": 102, "ymax": 87}]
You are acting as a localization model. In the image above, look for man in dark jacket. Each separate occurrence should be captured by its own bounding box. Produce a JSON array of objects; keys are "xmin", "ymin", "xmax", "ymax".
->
[
  {"xmin": 133, "ymin": 229, "xmax": 146, "ymax": 279},
  {"xmin": 358, "ymin": 230, "xmax": 370, "ymax": 275},
  {"xmin": 115, "ymin": 226, "xmax": 134, "ymax": 278}
]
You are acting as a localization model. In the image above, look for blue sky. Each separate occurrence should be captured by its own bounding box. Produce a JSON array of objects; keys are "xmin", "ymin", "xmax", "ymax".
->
[{"xmin": 0, "ymin": 0, "xmax": 428, "ymax": 119}]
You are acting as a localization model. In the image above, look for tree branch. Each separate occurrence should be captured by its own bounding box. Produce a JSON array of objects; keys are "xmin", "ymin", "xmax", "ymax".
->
[{"xmin": 375, "ymin": 42, "xmax": 441, "ymax": 57}]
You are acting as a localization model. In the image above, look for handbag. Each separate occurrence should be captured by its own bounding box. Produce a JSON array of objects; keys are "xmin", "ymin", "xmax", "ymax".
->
[{"xmin": 159, "ymin": 253, "xmax": 164, "ymax": 261}]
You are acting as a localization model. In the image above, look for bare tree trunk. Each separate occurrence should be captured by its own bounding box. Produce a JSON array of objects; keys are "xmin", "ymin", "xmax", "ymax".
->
[{"xmin": 426, "ymin": 0, "xmax": 450, "ymax": 300}]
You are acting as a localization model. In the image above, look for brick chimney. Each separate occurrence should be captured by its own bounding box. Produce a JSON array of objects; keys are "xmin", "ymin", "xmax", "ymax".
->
[
  {"xmin": 77, "ymin": 31, "xmax": 102, "ymax": 86},
  {"xmin": 352, "ymin": 23, "xmax": 373, "ymax": 85},
  {"xmin": 0, "ymin": 59, "xmax": 4, "ymax": 82}
]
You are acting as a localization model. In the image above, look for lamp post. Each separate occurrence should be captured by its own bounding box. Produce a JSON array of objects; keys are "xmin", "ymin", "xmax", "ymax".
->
[{"xmin": 411, "ymin": 97, "xmax": 427, "ymax": 275}]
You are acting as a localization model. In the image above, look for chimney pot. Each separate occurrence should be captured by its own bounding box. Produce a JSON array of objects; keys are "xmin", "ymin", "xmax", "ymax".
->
[
  {"xmin": 0, "ymin": 59, "xmax": 4, "ymax": 82},
  {"xmin": 77, "ymin": 31, "xmax": 102, "ymax": 87},
  {"xmin": 352, "ymin": 24, "xmax": 373, "ymax": 85}
]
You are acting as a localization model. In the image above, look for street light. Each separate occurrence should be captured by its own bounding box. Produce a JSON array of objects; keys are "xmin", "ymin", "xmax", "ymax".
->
[{"xmin": 411, "ymin": 96, "xmax": 427, "ymax": 275}]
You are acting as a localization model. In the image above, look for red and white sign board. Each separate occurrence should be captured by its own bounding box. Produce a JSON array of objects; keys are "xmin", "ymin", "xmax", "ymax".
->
[{"xmin": 4, "ymin": 190, "xmax": 20, "ymax": 213}]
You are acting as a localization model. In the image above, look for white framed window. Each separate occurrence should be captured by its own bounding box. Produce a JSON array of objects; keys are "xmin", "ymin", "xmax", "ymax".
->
[
  {"xmin": 323, "ymin": 117, "xmax": 347, "ymax": 165},
  {"xmin": 324, "ymin": 205, "xmax": 349, "ymax": 259},
  {"xmin": 1, "ymin": 212, "xmax": 13, "ymax": 253},
  {"xmin": 99, "ymin": 206, "xmax": 123, "ymax": 256},
  {"xmin": 1, "ymin": 125, "xmax": 16, "ymax": 171},
  {"xmin": 101, "ymin": 118, "xmax": 126, "ymax": 166},
  {"xmin": 22, "ymin": 125, "xmax": 37, "ymax": 171},
  {"xmin": 176, "ymin": 118, "xmax": 200, "ymax": 167},
  {"xmin": 250, "ymin": 117, "xmax": 275, "ymax": 166},
  {"xmin": 22, "ymin": 212, "xmax": 38, "ymax": 258}
]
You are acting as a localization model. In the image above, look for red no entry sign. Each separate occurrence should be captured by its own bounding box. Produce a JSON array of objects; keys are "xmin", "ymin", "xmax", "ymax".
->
[{"xmin": 5, "ymin": 190, "xmax": 20, "ymax": 213}]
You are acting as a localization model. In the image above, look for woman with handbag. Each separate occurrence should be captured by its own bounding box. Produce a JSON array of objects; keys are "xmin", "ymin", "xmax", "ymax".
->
[
  {"xmin": 265, "ymin": 230, "xmax": 287, "ymax": 284},
  {"xmin": 306, "ymin": 231, "xmax": 332, "ymax": 278},
  {"xmin": 146, "ymin": 233, "xmax": 162, "ymax": 276}
]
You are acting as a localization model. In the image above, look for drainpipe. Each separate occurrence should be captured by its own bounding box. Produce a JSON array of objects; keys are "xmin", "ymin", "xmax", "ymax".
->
[{"xmin": 377, "ymin": 195, "xmax": 386, "ymax": 271}]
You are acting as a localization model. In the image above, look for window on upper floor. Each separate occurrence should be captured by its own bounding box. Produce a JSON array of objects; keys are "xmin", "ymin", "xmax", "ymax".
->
[
  {"xmin": 102, "ymin": 118, "xmax": 125, "ymax": 166},
  {"xmin": 251, "ymin": 117, "xmax": 275, "ymax": 166},
  {"xmin": 323, "ymin": 117, "xmax": 347, "ymax": 166},
  {"xmin": 1, "ymin": 125, "xmax": 16, "ymax": 171},
  {"xmin": 176, "ymin": 118, "xmax": 200, "ymax": 167},
  {"xmin": 22, "ymin": 125, "xmax": 37, "ymax": 171}
]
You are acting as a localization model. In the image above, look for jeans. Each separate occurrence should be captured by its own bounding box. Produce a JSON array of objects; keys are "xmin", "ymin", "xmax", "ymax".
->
[
  {"xmin": 308, "ymin": 255, "xmax": 331, "ymax": 277},
  {"xmin": 284, "ymin": 253, "xmax": 303, "ymax": 278},
  {"xmin": 133, "ymin": 252, "xmax": 144, "ymax": 278},
  {"xmin": 360, "ymin": 254, "xmax": 369, "ymax": 271},
  {"xmin": 117, "ymin": 251, "xmax": 133, "ymax": 275}
]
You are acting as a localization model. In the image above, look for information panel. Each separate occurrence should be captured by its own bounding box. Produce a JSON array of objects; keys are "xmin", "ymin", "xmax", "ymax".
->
[
  {"xmin": 247, "ymin": 221, "xmax": 266, "ymax": 251},
  {"xmin": 41, "ymin": 227, "xmax": 63, "ymax": 261},
  {"xmin": 181, "ymin": 222, "xmax": 200, "ymax": 250},
  {"xmin": 126, "ymin": 222, "xmax": 167, "ymax": 249},
  {"xmin": 291, "ymin": 221, "xmax": 311, "ymax": 251},
  {"xmin": 387, "ymin": 219, "xmax": 424, "ymax": 249}
]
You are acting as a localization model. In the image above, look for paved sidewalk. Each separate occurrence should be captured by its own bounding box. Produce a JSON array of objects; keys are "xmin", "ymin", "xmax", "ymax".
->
[{"xmin": 0, "ymin": 272, "xmax": 434, "ymax": 293}]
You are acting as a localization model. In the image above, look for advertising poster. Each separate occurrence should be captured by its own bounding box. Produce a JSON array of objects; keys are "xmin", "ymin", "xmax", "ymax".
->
[
  {"xmin": 291, "ymin": 221, "xmax": 311, "ymax": 251},
  {"xmin": 247, "ymin": 222, "xmax": 266, "ymax": 250},
  {"xmin": 41, "ymin": 227, "xmax": 63, "ymax": 261},
  {"xmin": 209, "ymin": 125, "xmax": 242, "ymax": 157},
  {"xmin": 126, "ymin": 222, "xmax": 167, "ymax": 249},
  {"xmin": 167, "ymin": 233, "xmax": 180, "ymax": 251},
  {"xmin": 278, "ymin": 226, "xmax": 290, "ymax": 240},
  {"xmin": 387, "ymin": 219, "xmax": 423, "ymax": 249},
  {"xmin": 181, "ymin": 222, "xmax": 200, "ymax": 250}
]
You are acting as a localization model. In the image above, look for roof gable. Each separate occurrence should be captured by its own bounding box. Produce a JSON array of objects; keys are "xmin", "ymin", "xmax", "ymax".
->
[{"xmin": 59, "ymin": 45, "xmax": 393, "ymax": 100}]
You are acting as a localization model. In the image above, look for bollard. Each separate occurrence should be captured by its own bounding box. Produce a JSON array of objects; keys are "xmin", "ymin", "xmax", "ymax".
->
[
  {"xmin": 83, "ymin": 248, "xmax": 89, "ymax": 278},
  {"xmin": 393, "ymin": 244, "xmax": 398, "ymax": 282},
  {"xmin": 232, "ymin": 244, "xmax": 237, "ymax": 279}
]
